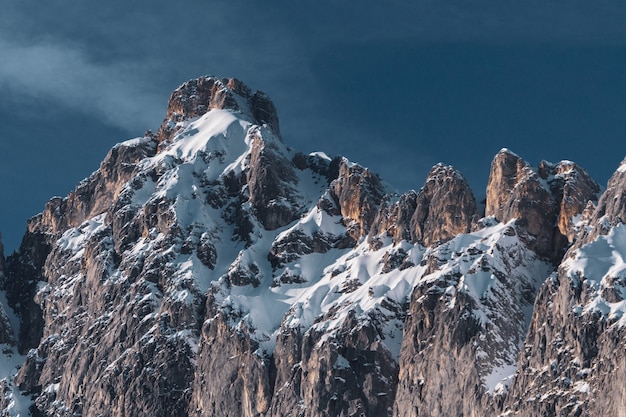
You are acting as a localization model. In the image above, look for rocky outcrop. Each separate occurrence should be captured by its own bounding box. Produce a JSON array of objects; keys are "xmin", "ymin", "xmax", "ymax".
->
[
  {"xmin": 190, "ymin": 308, "xmax": 273, "ymax": 417},
  {"xmin": 371, "ymin": 164, "xmax": 477, "ymax": 248},
  {"xmin": 538, "ymin": 160, "xmax": 601, "ymax": 242},
  {"xmin": 485, "ymin": 149, "xmax": 599, "ymax": 261},
  {"xmin": 409, "ymin": 164, "xmax": 477, "ymax": 246},
  {"xmin": 246, "ymin": 127, "xmax": 301, "ymax": 230},
  {"xmin": 269, "ymin": 315, "xmax": 399, "ymax": 417},
  {"xmin": 4, "ymin": 137, "xmax": 157, "ymax": 354},
  {"xmin": 574, "ymin": 156, "xmax": 626, "ymax": 245},
  {"xmin": 0, "ymin": 233, "xmax": 14, "ymax": 346},
  {"xmin": 157, "ymin": 76, "xmax": 280, "ymax": 145},
  {"xmin": 330, "ymin": 158, "xmax": 386, "ymax": 241}
]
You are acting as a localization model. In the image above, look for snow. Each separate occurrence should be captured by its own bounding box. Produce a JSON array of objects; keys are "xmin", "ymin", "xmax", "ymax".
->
[
  {"xmin": 618, "ymin": 159, "xmax": 626, "ymax": 173},
  {"xmin": 563, "ymin": 223, "xmax": 626, "ymax": 325},
  {"xmin": 0, "ymin": 345, "xmax": 29, "ymax": 416},
  {"xmin": 486, "ymin": 364, "xmax": 517, "ymax": 394},
  {"xmin": 57, "ymin": 213, "xmax": 107, "ymax": 254},
  {"xmin": 573, "ymin": 380, "xmax": 590, "ymax": 393},
  {"xmin": 114, "ymin": 136, "xmax": 154, "ymax": 149},
  {"xmin": 309, "ymin": 151, "xmax": 332, "ymax": 161},
  {"xmin": 33, "ymin": 95, "xmax": 579, "ymax": 408}
]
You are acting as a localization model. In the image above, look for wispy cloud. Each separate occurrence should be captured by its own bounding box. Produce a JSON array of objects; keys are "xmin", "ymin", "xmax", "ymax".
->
[{"xmin": 0, "ymin": 35, "xmax": 165, "ymax": 132}]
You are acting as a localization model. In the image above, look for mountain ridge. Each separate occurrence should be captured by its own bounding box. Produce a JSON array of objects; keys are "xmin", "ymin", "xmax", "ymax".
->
[{"xmin": 0, "ymin": 75, "xmax": 623, "ymax": 417}]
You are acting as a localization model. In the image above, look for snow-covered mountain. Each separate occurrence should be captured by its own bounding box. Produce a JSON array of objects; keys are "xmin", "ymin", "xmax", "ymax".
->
[{"xmin": 0, "ymin": 76, "xmax": 624, "ymax": 417}]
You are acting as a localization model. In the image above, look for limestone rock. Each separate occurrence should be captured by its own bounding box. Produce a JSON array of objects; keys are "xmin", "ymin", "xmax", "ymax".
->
[
  {"xmin": 485, "ymin": 149, "xmax": 599, "ymax": 261},
  {"xmin": 410, "ymin": 164, "xmax": 477, "ymax": 247},
  {"xmin": 537, "ymin": 159, "xmax": 601, "ymax": 243},
  {"xmin": 500, "ymin": 158, "xmax": 626, "ymax": 416},
  {"xmin": 3, "ymin": 73, "xmax": 623, "ymax": 417},
  {"xmin": 329, "ymin": 158, "xmax": 386, "ymax": 241},
  {"xmin": 393, "ymin": 221, "xmax": 553, "ymax": 417},
  {"xmin": 574, "ymin": 156, "xmax": 626, "ymax": 245}
]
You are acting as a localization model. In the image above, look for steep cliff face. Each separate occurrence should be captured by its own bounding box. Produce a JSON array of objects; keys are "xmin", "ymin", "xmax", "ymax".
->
[
  {"xmin": 501, "ymin": 158, "xmax": 626, "ymax": 417},
  {"xmin": 2, "ymin": 75, "xmax": 624, "ymax": 417},
  {"xmin": 0, "ymin": 235, "xmax": 14, "ymax": 347}
]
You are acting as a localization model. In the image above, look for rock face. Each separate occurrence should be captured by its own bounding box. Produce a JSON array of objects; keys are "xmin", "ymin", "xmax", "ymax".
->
[
  {"xmin": 0, "ymin": 234, "xmax": 14, "ymax": 346},
  {"xmin": 329, "ymin": 158, "xmax": 386, "ymax": 241},
  {"xmin": 501, "ymin": 158, "xmax": 626, "ymax": 417},
  {"xmin": 393, "ymin": 220, "xmax": 554, "ymax": 417},
  {"xmin": 485, "ymin": 149, "xmax": 600, "ymax": 261},
  {"xmin": 371, "ymin": 164, "xmax": 477, "ymax": 248},
  {"xmin": 1, "ymin": 75, "xmax": 624, "ymax": 417}
]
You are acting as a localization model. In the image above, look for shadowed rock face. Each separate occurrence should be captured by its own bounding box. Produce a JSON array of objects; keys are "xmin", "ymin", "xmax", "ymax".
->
[
  {"xmin": 329, "ymin": 158, "xmax": 386, "ymax": 241},
  {"xmin": 0, "ymin": 235, "xmax": 14, "ymax": 347}
]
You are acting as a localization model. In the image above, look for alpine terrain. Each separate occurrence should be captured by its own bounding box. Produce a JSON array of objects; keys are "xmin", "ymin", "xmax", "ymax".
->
[{"xmin": 0, "ymin": 76, "xmax": 625, "ymax": 417}]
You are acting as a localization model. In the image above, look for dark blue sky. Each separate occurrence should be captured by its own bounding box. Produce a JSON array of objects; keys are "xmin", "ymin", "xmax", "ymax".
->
[{"xmin": 1, "ymin": 1, "xmax": 626, "ymax": 252}]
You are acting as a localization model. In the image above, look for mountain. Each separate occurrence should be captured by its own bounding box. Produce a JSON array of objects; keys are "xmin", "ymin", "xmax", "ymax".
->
[{"xmin": 0, "ymin": 75, "xmax": 623, "ymax": 417}]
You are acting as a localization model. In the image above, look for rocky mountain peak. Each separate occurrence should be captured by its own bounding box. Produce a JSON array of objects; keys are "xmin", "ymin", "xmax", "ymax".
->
[
  {"xmin": 370, "ymin": 163, "xmax": 477, "ymax": 248},
  {"xmin": 329, "ymin": 158, "xmax": 386, "ymax": 241},
  {"xmin": 485, "ymin": 148, "xmax": 599, "ymax": 261},
  {"xmin": 156, "ymin": 76, "xmax": 280, "ymax": 144},
  {"xmin": 410, "ymin": 163, "xmax": 477, "ymax": 247}
]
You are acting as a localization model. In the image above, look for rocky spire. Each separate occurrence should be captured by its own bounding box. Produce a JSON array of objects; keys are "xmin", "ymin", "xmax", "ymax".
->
[
  {"xmin": 329, "ymin": 158, "xmax": 386, "ymax": 241},
  {"xmin": 370, "ymin": 163, "xmax": 477, "ymax": 248},
  {"xmin": 575, "ymin": 156, "xmax": 626, "ymax": 245},
  {"xmin": 410, "ymin": 163, "xmax": 478, "ymax": 247}
]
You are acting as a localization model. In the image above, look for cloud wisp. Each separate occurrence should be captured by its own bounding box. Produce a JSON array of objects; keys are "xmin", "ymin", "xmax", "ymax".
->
[{"xmin": 0, "ymin": 35, "xmax": 165, "ymax": 133}]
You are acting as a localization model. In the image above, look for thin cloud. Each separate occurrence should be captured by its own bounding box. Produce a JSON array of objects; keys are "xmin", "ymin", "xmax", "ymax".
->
[{"xmin": 0, "ymin": 35, "xmax": 164, "ymax": 133}]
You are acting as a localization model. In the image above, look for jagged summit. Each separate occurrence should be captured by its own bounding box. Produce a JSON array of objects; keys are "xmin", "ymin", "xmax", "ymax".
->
[
  {"xmin": 485, "ymin": 149, "xmax": 600, "ymax": 261},
  {"xmin": 156, "ymin": 76, "xmax": 280, "ymax": 144},
  {"xmin": 0, "ymin": 75, "xmax": 624, "ymax": 417}
]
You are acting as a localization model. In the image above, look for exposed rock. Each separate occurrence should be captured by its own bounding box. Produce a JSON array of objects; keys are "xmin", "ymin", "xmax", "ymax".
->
[
  {"xmin": 371, "ymin": 164, "xmax": 477, "ymax": 248},
  {"xmin": 500, "ymin": 159, "xmax": 626, "ymax": 416},
  {"xmin": 410, "ymin": 164, "xmax": 477, "ymax": 247},
  {"xmin": 4, "ymin": 74, "xmax": 623, "ymax": 417},
  {"xmin": 190, "ymin": 309, "xmax": 273, "ymax": 417},
  {"xmin": 537, "ymin": 159, "xmax": 601, "ymax": 243},
  {"xmin": 330, "ymin": 159, "xmax": 386, "ymax": 241},
  {"xmin": 370, "ymin": 191, "xmax": 418, "ymax": 245},
  {"xmin": 485, "ymin": 149, "xmax": 599, "ymax": 261},
  {"xmin": 246, "ymin": 127, "xmax": 301, "ymax": 230},
  {"xmin": 574, "ymin": 156, "xmax": 626, "ymax": 245},
  {"xmin": 157, "ymin": 76, "xmax": 280, "ymax": 145},
  {"xmin": 393, "ymin": 221, "xmax": 553, "ymax": 417},
  {"xmin": 270, "ymin": 313, "xmax": 399, "ymax": 417}
]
